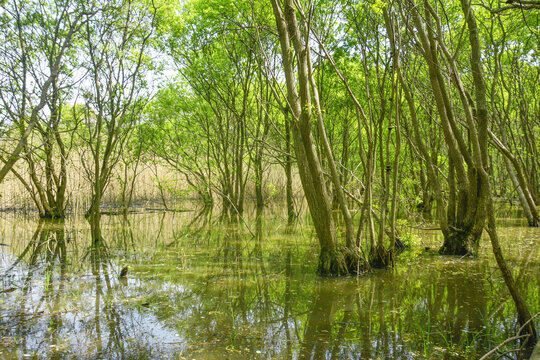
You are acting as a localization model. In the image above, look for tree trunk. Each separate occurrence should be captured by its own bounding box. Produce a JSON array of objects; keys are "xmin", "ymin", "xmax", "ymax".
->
[{"xmin": 284, "ymin": 114, "xmax": 295, "ymax": 225}]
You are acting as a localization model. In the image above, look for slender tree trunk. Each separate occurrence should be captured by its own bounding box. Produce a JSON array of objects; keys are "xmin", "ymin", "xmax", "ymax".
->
[
  {"xmin": 90, "ymin": 187, "xmax": 102, "ymax": 245},
  {"xmin": 255, "ymin": 152, "xmax": 264, "ymax": 208},
  {"xmin": 284, "ymin": 113, "xmax": 295, "ymax": 225},
  {"xmin": 306, "ymin": 44, "xmax": 355, "ymax": 250}
]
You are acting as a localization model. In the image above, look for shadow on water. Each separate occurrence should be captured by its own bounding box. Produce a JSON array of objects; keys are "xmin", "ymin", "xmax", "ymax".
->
[{"xmin": 0, "ymin": 203, "xmax": 538, "ymax": 359}]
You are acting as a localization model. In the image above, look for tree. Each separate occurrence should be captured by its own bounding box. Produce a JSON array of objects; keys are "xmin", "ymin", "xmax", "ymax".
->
[
  {"xmin": 0, "ymin": 0, "xmax": 89, "ymax": 195},
  {"xmin": 145, "ymin": 84, "xmax": 215, "ymax": 206},
  {"xmin": 390, "ymin": 0, "xmax": 537, "ymax": 346},
  {"xmin": 79, "ymin": 0, "xmax": 155, "ymax": 243},
  {"xmin": 460, "ymin": 0, "xmax": 536, "ymax": 346},
  {"xmin": 166, "ymin": 0, "xmax": 261, "ymax": 216},
  {"xmin": 270, "ymin": 0, "xmax": 366, "ymax": 275}
]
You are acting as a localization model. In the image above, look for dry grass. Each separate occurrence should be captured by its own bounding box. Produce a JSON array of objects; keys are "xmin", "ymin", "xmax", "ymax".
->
[{"xmin": 0, "ymin": 155, "xmax": 303, "ymax": 214}]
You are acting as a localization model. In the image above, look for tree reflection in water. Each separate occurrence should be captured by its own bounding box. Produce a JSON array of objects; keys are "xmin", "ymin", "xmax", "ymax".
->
[
  {"xmin": 0, "ymin": 219, "xmax": 182, "ymax": 359},
  {"xmin": 0, "ymin": 207, "xmax": 537, "ymax": 359}
]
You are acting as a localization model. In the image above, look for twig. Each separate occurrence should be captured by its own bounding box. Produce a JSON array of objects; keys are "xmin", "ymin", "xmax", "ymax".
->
[
  {"xmin": 479, "ymin": 311, "xmax": 540, "ymax": 360},
  {"xmin": 478, "ymin": 334, "xmax": 529, "ymax": 360}
]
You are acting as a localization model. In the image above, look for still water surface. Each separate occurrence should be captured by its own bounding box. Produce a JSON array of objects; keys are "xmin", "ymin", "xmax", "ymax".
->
[{"xmin": 0, "ymin": 204, "xmax": 538, "ymax": 359}]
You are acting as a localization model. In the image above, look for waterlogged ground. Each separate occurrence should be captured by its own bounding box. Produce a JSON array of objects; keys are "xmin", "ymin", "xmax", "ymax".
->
[{"xmin": 0, "ymin": 204, "xmax": 538, "ymax": 359}]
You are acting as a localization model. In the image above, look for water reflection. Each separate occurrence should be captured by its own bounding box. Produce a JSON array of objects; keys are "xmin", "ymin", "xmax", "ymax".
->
[
  {"xmin": 0, "ymin": 219, "xmax": 183, "ymax": 359},
  {"xmin": 1, "ymin": 219, "xmax": 69, "ymax": 358},
  {"xmin": 0, "ymin": 206, "xmax": 538, "ymax": 359}
]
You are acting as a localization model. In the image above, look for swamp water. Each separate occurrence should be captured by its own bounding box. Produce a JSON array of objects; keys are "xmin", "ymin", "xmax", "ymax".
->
[{"xmin": 0, "ymin": 204, "xmax": 538, "ymax": 359}]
